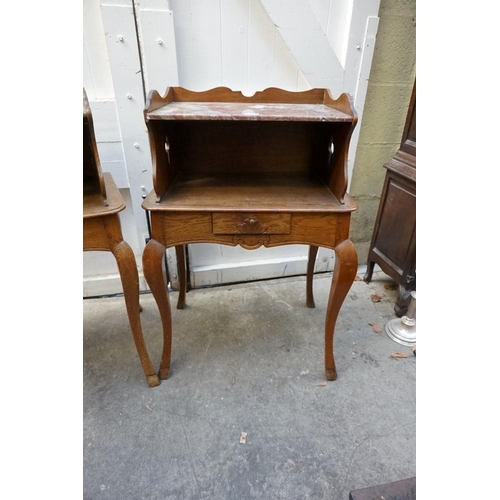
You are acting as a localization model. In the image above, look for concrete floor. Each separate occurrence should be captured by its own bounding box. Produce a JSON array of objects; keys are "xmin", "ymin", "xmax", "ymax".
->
[{"xmin": 83, "ymin": 269, "xmax": 416, "ymax": 500}]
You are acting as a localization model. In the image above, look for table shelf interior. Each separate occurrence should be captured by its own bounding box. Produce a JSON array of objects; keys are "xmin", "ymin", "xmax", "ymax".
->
[
  {"xmin": 144, "ymin": 87, "xmax": 357, "ymax": 205},
  {"xmin": 144, "ymin": 172, "xmax": 356, "ymax": 212}
]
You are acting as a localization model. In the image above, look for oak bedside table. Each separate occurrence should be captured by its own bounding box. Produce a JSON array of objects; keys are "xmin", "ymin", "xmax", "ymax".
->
[
  {"xmin": 141, "ymin": 87, "xmax": 358, "ymax": 382},
  {"xmin": 83, "ymin": 89, "xmax": 159, "ymax": 387}
]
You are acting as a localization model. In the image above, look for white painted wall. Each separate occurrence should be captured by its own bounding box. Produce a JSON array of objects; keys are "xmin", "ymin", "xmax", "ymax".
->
[
  {"xmin": 83, "ymin": 0, "xmax": 141, "ymax": 296},
  {"xmin": 83, "ymin": 0, "xmax": 380, "ymax": 294},
  {"xmin": 83, "ymin": 0, "xmax": 128, "ymax": 187}
]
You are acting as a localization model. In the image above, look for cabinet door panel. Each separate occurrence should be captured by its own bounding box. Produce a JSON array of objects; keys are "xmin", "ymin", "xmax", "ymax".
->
[{"xmin": 374, "ymin": 176, "xmax": 415, "ymax": 274}]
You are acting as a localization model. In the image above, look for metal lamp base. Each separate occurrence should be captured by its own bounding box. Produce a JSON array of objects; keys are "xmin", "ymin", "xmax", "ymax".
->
[
  {"xmin": 385, "ymin": 318, "xmax": 416, "ymax": 346},
  {"xmin": 385, "ymin": 291, "xmax": 416, "ymax": 347}
]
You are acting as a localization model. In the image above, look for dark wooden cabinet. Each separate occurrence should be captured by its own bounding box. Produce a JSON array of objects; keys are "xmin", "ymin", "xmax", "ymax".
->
[{"xmin": 364, "ymin": 81, "xmax": 416, "ymax": 316}]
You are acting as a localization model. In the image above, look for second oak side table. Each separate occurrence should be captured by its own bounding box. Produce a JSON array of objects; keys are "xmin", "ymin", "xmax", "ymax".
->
[
  {"xmin": 141, "ymin": 87, "xmax": 358, "ymax": 382},
  {"xmin": 83, "ymin": 89, "xmax": 160, "ymax": 387}
]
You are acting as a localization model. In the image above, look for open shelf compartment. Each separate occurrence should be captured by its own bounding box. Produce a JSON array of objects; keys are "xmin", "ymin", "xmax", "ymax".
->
[{"xmin": 143, "ymin": 87, "xmax": 358, "ymax": 207}]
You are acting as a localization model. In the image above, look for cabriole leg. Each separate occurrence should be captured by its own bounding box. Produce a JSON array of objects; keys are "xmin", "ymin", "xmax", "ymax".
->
[
  {"xmin": 306, "ymin": 245, "xmax": 319, "ymax": 308},
  {"xmin": 175, "ymin": 245, "xmax": 187, "ymax": 310},
  {"xmin": 112, "ymin": 240, "xmax": 160, "ymax": 388},
  {"xmin": 143, "ymin": 238, "xmax": 172, "ymax": 380},
  {"xmin": 324, "ymin": 239, "xmax": 358, "ymax": 380}
]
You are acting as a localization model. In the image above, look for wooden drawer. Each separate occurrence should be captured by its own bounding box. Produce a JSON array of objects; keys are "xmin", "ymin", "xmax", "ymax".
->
[
  {"xmin": 151, "ymin": 211, "xmax": 348, "ymax": 250},
  {"xmin": 212, "ymin": 212, "xmax": 291, "ymax": 235}
]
